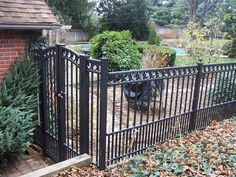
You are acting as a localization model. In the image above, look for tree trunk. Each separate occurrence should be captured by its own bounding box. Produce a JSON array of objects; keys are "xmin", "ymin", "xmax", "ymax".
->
[{"xmin": 188, "ymin": 0, "xmax": 197, "ymax": 22}]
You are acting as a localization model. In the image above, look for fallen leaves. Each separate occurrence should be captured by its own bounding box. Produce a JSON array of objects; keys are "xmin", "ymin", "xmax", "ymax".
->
[{"xmin": 54, "ymin": 117, "xmax": 236, "ymax": 176}]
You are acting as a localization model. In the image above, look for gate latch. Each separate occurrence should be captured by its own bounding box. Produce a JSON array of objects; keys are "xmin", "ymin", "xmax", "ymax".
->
[{"xmin": 57, "ymin": 91, "xmax": 65, "ymax": 99}]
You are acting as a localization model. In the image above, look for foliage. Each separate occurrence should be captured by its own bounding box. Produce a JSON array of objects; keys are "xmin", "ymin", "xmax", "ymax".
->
[
  {"xmin": 222, "ymin": 41, "xmax": 232, "ymax": 55},
  {"xmin": 148, "ymin": 29, "xmax": 157, "ymax": 45},
  {"xmin": 211, "ymin": 73, "xmax": 236, "ymax": 105},
  {"xmin": 46, "ymin": 0, "xmax": 96, "ymax": 35},
  {"xmin": 148, "ymin": 29, "xmax": 160, "ymax": 46},
  {"xmin": 219, "ymin": 1, "xmax": 236, "ymax": 38},
  {"xmin": 156, "ymin": 46, "xmax": 176, "ymax": 66},
  {"xmin": 28, "ymin": 38, "xmax": 48, "ymax": 57},
  {"xmin": 143, "ymin": 48, "xmax": 170, "ymax": 68},
  {"xmin": 97, "ymin": 0, "xmax": 150, "ymax": 40},
  {"xmin": 228, "ymin": 38, "xmax": 236, "ymax": 58},
  {"xmin": 150, "ymin": 0, "xmax": 188, "ymax": 26},
  {"xmin": 90, "ymin": 31, "xmax": 142, "ymax": 71},
  {"xmin": 149, "ymin": 0, "xmax": 235, "ymax": 39},
  {"xmin": 180, "ymin": 22, "xmax": 222, "ymax": 64},
  {"xmin": 117, "ymin": 118, "xmax": 236, "ymax": 176},
  {"xmin": 0, "ymin": 57, "xmax": 39, "ymax": 110},
  {"xmin": 0, "ymin": 56, "xmax": 39, "ymax": 165},
  {"xmin": 54, "ymin": 118, "xmax": 236, "ymax": 176},
  {"xmin": 204, "ymin": 17, "xmax": 222, "ymax": 40},
  {"xmin": 137, "ymin": 44, "xmax": 176, "ymax": 67},
  {"xmin": 174, "ymin": 56, "xmax": 236, "ymax": 66},
  {"xmin": 0, "ymin": 106, "xmax": 34, "ymax": 166},
  {"xmin": 156, "ymin": 34, "xmax": 161, "ymax": 46},
  {"xmin": 136, "ymin": 43, "xmax": 150, "ymax": 54}
]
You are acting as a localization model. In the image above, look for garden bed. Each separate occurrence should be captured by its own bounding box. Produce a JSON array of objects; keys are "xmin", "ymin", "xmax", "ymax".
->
[{"xmin": 54, "ymin": 117, "xmax": 236, "ymax": 176}]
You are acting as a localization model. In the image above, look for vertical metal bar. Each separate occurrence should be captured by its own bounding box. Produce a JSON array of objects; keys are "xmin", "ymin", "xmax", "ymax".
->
[
  {"xmin": 189, "ymin": 62, "xmax": 203, "ymax": 132},
  {"xmin": 79, "ymin": 54, "xmax": 90, "ymax": 154},
  {"xmin": 119, "ymin": 85, "xmax": 124, "ymax": 158},
  {"xmin": 111, "ymin": 85, "xmax": 116, "ymax": 160},
  {"xmin": 75, "ymin": 62, "xmax": 79, "ymax": 154},
  {"xmin": 96, "ymin": 73, "xmax": 100, "ymax": 163},
  {"xmin": 99, "ymin": 53, "xmax": 108, "ymax": 170},
  {"xmin": 90, "ymin": 72, "xmax": 94, "ymax": 157},
  {"xmin": 38, "ymin": 49, "xmax": 47, "ymax": 155},
  {"xmin": 56, "ymin": 44, "xmax": 66, "ymax": 161},
  {"xmin": 71, "ymin": 63, "xmax": 74, "ymax": 152},
  {"xmin": 66, "ymin": 58, "xmax": 69, "ymax": 158}
]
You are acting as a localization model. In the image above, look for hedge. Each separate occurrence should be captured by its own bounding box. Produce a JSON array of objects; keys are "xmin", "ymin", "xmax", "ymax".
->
[{"xmin": 90, "ymin": 30, "xmax": 142, "ymax": 71}]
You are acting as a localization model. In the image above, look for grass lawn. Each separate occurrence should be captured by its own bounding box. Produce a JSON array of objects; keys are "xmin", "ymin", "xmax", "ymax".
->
[
  {"xmin": 54, "ymin": 117, "xmax": 236, "ymax": 177},
  {"xmin": 174, "ymin": 56, "xmax": 236, "ymax": 66},
  {"xmin": 162, "ymin": 39, "xmax": 230, "ymax": 48}
]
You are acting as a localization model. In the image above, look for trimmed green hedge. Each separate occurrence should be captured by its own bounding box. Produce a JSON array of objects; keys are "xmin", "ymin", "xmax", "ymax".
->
[
  {"xmin": 148, "ymin": 29, "xmax": 161, "ymax": 46},
  {"xmin": 90, "ymin": 30, "xmax": 142, "ymax": 71}
]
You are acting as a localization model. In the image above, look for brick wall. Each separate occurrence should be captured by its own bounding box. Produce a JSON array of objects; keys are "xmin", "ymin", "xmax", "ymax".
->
[{"xmin": 0, "ymin": 30, "xmax": 40, "ymax": 80}]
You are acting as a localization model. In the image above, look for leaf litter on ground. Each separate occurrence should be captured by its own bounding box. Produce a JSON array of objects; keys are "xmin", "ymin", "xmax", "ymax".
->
[{"xmin": 54, "ymin": 117, "xmax": 236, "ymax": 177}]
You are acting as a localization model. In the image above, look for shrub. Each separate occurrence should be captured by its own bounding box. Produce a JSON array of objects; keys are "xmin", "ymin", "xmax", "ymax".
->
[
  {"xmin": 143, "ymin": 48, "xmax": 169, "ymax": 68},
  {"xmin": 90, "ymin": 31, "xmax": 142, "ymax": 71},
  {"xmin": 156, "ymin": 34, "xmax": 161, "ymax": 46},
  {"xmin": 136, "ymin": 43, "xmax": 150, "ymax": 54},
  {"xmin": 142, "ymin": 46, "xmax": 176, "ymax": 68},
  {"xmin": 228, "ymin": 38, "xmax": 236, "ymax": 58},
  {"xmin": 155, "ymin": 46, "xmax": 176, "ymax": 66},
  {"xmin": 0, "ymin": 56, "xmax": 39, "ymax": 109},
  {"xmin": 0, "ymin": 56, "xmax": 39, "ymax": 165},
  {"xmin": 148, "ymin": 29, "xmax": 157, "ymax": 45},
  {"xmin": 148, "ymin": 29, "xmax": 161, "ymax": 46},
  {"xmin": 211, "ymin": 73, "xmax": 236, "ymax": 105},
  {"xmin": 222, "ymin": 41, "xmax": 232, "ymax": 56},
  {"xmin": 0, "ymin": 106, "xmax": 35, "ymax": 166}
]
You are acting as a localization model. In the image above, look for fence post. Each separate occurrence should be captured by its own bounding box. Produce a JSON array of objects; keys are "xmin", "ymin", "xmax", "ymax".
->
[
  {"xmin": 37, "ymin": 48, "xmax": 47, "ymax": 156},
  {"xmin": 99, "ymin": 52, "xmax": 108, "ymax": 170},
  {"xmin": 189, "ymin": 61, "xmax": 203, "ymax": 132},
  {"xmin": 56, "ymin": 44, "xmax": 66, "ymax": 161},
  {"xmin": 79, "ymin": 54, "xmax": 90, "ymax": 154}
]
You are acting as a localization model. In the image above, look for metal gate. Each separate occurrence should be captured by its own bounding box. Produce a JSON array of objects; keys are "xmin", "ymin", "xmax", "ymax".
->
[
  {"xmin": 35, "ymin": 44, "xmax": 236, "ymax": 170},
  {"xmin": 36, "ymin": 44, "xmax": 108, "ymax": 169}
]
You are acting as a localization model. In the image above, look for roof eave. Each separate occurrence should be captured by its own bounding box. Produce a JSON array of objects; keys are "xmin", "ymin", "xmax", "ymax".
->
[{"xmin": 0, "ymin": 23, "xmax": 62, "ymax": 30}]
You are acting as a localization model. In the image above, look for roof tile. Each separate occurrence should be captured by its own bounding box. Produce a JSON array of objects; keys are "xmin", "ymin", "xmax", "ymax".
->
[{"xmin": 0, "ymin": 0, "xmax": 60, "ymax": 27}]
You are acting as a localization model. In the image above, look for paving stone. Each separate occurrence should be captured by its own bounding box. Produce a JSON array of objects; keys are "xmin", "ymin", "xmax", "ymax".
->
[{"xmin": 0, "ymin": 147, "xmax": 52, "ymax": 177}]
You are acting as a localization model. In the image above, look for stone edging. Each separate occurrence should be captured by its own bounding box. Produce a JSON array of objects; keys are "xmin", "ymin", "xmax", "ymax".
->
[{"xmin": 20, "ymin": 154, "xmax": 91, "ymax": 177}]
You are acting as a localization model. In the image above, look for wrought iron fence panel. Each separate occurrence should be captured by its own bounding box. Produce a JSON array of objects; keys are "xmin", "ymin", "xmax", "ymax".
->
[{"xmin": 36, "ymin": 44, "xmax": 236, "ymax": 170}]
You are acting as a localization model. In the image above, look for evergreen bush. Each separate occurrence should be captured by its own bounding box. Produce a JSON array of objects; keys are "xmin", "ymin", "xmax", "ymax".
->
[
  {"xmin": 148, "ymin": 29, "xmax": 157, "ymax": 45},
  {"xmin": 90, "ymin": 30, "xmax": 142, "ymax": 71},
  {"xmin": 156, "ymin": 34, "xmax": 161, "ymax": 46},
  {"xmin": 148, "ymin": 29, "xmax": 161, "ymax": 46},
  {"xmin": 0, "ymin": 57, "xmax": 39, "ymax": 108},
  {"xmin": 0, "ymin": 106, "xmax": 35, "ymax": 166},
  {"xmin": 0, "ymin": 56, "xmax": 39, "ymax": 165},
  {"xmin": 228, "ymin": 38, "xmax": 236, "ymax": 58}
]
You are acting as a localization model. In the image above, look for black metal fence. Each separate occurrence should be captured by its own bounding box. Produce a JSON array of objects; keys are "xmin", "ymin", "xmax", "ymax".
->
[{"xmin": 36, "ymin": 44, "xmax": 236, "ymax": 170}]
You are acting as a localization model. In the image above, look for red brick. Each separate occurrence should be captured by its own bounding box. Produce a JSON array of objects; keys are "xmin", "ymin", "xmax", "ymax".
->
[
  {"xmin": 5, "ymin": 52, "xmax": 17, "ymax": 57},
  {"xmin": 5, "ymin": 60, "xmax": 14, "ymax": 65},
  {"xmin": 0, "ymin": 64, "xmax": 9, "ymax": 68},
  {"xmin": 0, "ymin": 48, "xmax": 10, "ymax": 52},
  {"xmin": 0, "ymin": 30, "xmax": 40, "ymax": 81},
  {"xmin": 4, "ymin": 43, "xmax": 16, "ymax": 48}
]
